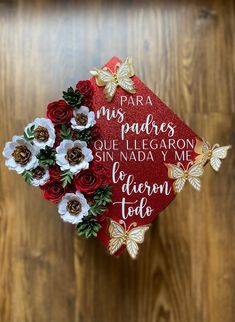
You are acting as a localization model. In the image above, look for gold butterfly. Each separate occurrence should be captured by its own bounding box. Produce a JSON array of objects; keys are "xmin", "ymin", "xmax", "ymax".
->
[
  {"xmin": 166, "ymin": 161, "xmax": 204, "ymax": 193},
  {"xmin": 194, "ymin": 139, "xmax": 231, "ymax": 172},
  {"xmin": 90, "ymin": 57, "xmax": 136, "ymax": 102},
  {"xmin": 108, "ymin": 219, "xmax": 149, "ymax": 259}
]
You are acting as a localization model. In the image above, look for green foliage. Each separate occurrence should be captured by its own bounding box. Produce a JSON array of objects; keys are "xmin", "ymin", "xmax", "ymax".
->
[
  {"xmin": 76, "ymin": 217, "xmax": 101, "ymax": 238},
  {"xmin": 93, "ymin": 186, "xmax": 112, "ymax": 206},
  {"xmin": 76, "ymin": 186, "xmax": 112, "ymax": 239},
  {"xmin": 22, "ymin": 170, "xmax": 33, "ymax": 184},
  {"xmin": 62, "ymin": 86, "xmax": 83, "ymax": 108},
  {"xmin": 75, "ymin": 129, "xmax": 92, "ymax": 144},
  {"xmin": 37, "ymin": 146, "xmax": 56, "ymax": 166},
  {"xmin": 24, "ymin": 125, "xmax": 35, "ymax": 142},
  {"xmin": 88, "ymin": 202, "xmax": 107, "ymax": 216},
  {"xmin": 61, "ymin": 170, "xmax": 73, "ymax": 188},
  {"xmin": 60, "ymin": 124, "xmax": 72, "ymax": 140},
  {"xmin": 88, "ymin": 186, "xmax": 112, "ymax": 216},
  {"xmin": 87, "ymin": 186, "xmax": 112, "ymax": 215}
]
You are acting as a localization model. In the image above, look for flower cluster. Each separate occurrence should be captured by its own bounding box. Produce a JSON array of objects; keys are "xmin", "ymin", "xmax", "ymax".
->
[{"xmin": 3, "ymin": 80, "xmax": 112, "ymax": 238}]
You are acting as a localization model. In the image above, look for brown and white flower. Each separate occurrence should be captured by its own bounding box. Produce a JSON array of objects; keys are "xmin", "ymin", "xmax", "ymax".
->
[
  {"xmin": 31, "ymin": 166, "xmax": 50, "ymax": 186},
  {"xmin": 71, "ymin": 106, "xmax": 96, "ymax": 131},
  {"xmin": 25, "ymin": 118, "xmax": 55, "ymax": 148},
  {"xmin": 3, "ymin": 136, "xmax": 38, "ymax": 174},
  {"xmin": 55, "ymin": 140, "xmax": 93, "ymax": 174},
  {"xmin": 58, "ymin": 191, "xmax": 90, "ymax": 224}
]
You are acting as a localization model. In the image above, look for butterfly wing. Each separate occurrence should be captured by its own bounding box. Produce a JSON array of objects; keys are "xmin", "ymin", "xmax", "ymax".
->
[
  {"xmin": 212, "ymin": 145, "xmax": 231, "ymax": 159},
  {"xmin": 116, "ymin": 58, "xmax": 136, "ymax": 94},
  {"xmin": 174, "ymin": 177, "xmax": 187, "ymax": 193},
  {"xmin": 90, "ymin": 68, "xmax": 117, "ymax": 101},
  {"xmin": 108, "ymin": 220, "xmax": 125, "ymax": 255},
  {"xmin": 126, "ymin": 240, "xmax": 139, "ymax": 259},
  {"xmin": 126, "ymin": 225, "xmax": 149, "ymax": 259},
  {"xmin": 188, "ymin": 163, "xmax": 204, "ymax": 191},
  {"xmin": 166, "ymin": 163, "xmax": 184, "ymax": 179},
  {"xmin": 118, "ymin": 78, "xmax": 136, "ymax": 94},
  {"xmin": 104, "ymin": 81, "xmax": 117, "ymax": 102},
  {"xmin": 125, "ymin": 57, "xmax": 135, "ymax": 77},
  {"xmin": 128, "ymin": 226, "xmax": 149, "ymax": 243},
  {"xmin": 117, "ymin": 57, "xmax": 134, "ymax": 78},
  {"xmin": 109, "ymin": 238, "xmax": 123, "ymax": 255},
  {"xmin": 188, "ymin": 177, "xmax": 201, "ymax": 191},
  {"xmin": 210, "ymin": 145, "xmax": 231, "ymax": 171},
  {"xmin": 90, "ymin": 68, "xmax": 113, "ymax": 86},
  {"xmin": 194, "ymin": 139, "xmax": 210, "ymax": 164},
  {"xmin": 210, "ymin": 157, "xmax": 221, "ymax": 172},
  {"xmin": 188, "ymin": 163, "xmax": 204, "ymax": 177},
  {"xmin": 109, "ymin": 220, "xmax": 125, "ymax": 238},
  {"xmin": 166, "ymin": 163, "xmax": 186, "ymax": 193}
]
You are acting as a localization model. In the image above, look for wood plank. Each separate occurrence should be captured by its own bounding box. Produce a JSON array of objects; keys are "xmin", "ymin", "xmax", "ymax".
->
[{"xmin": 0, "ymin": 1, "xmax": 234, "ymax": 321}]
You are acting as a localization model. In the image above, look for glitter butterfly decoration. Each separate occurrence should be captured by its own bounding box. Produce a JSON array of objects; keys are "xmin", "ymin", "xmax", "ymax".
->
[
  {"xmin": 194, "ymin": 139, "xmax": 231, "ymax": 172},
  {"xmin": 90, "ymin": 57, "xmax": 136, "ymax": 102},
  {"xmin": 166, "ymin": 161, "xmax": 204, "ymax": 193},
  {"xmin": 108, "ymin": 219, "xmax": 149, "ymax": 259}
]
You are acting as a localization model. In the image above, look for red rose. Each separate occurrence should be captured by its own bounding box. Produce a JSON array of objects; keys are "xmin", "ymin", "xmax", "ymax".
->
[
  {"xmin": 74, "ymin": 169, "xmax": 102, "ymax": 194},
  {"xmin": 47, "ymin": 100, "xmax": 73, "ymax": 125},
  {"xmin": 42, "ymin": 180, "xmax": 65, "ymax": 203},
  {"xmin": 49, "ymin": 165, "xmax": 62, "ymax": 180},
  {"xmin": 91, "ymin": 162, "xmax": 111, "ymax": 186},
  {"xmin": 76, "ymin": 80, "xmax": 94, "ymax": 109},
  {"xmin": 76, "ymin": 80, "xmax": 93, "ymax": 98}
]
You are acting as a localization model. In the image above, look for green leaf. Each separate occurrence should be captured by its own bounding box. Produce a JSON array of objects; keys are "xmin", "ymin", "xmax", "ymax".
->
[
  {"xmin": 76, "ymin": 217, "xmax": 101, "ymax": 239},
  {"xmin": 88, "ymin": 203, "xmax": 107, "ymax": 216},
  {"xmin": 22, "ymin": 170, "xmax": 33, "ymax": 184},
  {"xmin": 93, "ymin": 186, "xmax": 112, "ymax": 207},
  {"xmin": 76, "ymin": 186, "xmax": 112, "ymax": 239},
  {"xmin": 75, "ymin": 129, "xmax": 92, "ymax": 144},
  {"xmin": 85, "ymin": 226, "xmax": 92, "ymax": 238},
  {"xmin": 24, "ymin": 125, "xmax": 35, "ymax": 142},
  {"xmin": 60, "ymin": 124, "xmax": 72, "ymax": 140},
  {"xmin": 61, "ymin": 170, "xmax": 73, "ymax": 188},
  {"xmin": 77, "ymin": 223, "xmax": 89, "ymax": 231},
  {"xmin": 63, "ymin": 87, "xmax": 83, "ymax": 108},
  {"xmin": 37, "ymin": 146, "xmax": 56, "ymax": 166},
  {"xmin": 93, "ymin": 224, "xmax": 100, "ymax": 232}
]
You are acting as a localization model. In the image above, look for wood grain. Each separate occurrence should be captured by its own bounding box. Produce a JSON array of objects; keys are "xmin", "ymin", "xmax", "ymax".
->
[{"xmin": 0, "ymin": 0, "xmax": 234, "ymax": 321}]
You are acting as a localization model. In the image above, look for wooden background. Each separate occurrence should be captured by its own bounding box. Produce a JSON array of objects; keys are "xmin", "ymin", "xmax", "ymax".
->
[{"xmin": 0, "ymin": 0, "xmax": 234, "ymax": 321}]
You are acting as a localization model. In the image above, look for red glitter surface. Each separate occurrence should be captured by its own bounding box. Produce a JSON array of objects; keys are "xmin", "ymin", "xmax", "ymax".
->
[{"xmin": 90, "ymin": 56, "xmax": 201, "ymax": 256}]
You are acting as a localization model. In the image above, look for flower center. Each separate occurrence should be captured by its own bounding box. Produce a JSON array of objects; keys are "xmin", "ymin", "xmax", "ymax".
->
[
  {"xmin": 12, "ymin": 145, "xmax": 32, "ymax": 165},
  {"xmin": 34, "ymin": 126, "xmax": 49, "ymax": 142},
  {"xmin": 32, "ymin": 166, "xmax": 46, "ymax": 179},
  {"xmin": 75, "ymin": 113, "xmax": 88, "ymax": 126},
  {"xmin": 65, "ymin": 146, "xmax": 84, "ymax": 165},
  {"xmin": 66, "ymin": 199, "xmax": 81, "ymax": 215}
]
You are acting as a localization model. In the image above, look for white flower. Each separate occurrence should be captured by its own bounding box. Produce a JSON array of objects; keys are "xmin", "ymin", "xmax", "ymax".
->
[
  {"xmin": 3, "ymin": 135, "xmax": 39, "ymax": 174},
  {"xmin": 58, "ymin": 191, "xmax": 90, "ymax": 224},
  {"xmin": 31, "ymin": 166, "xmax": 50, "ymax": 186},
  {"xmin": 71, "ymin": 106, "xmax": 96, "ymax": 131},
  {"xmin": 55, "ymin": 139, "xmax": 93, "ymax": 174},
  {"xmin": 25, "ymin": 117, "xmax": 55, "ymax": 148}
]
